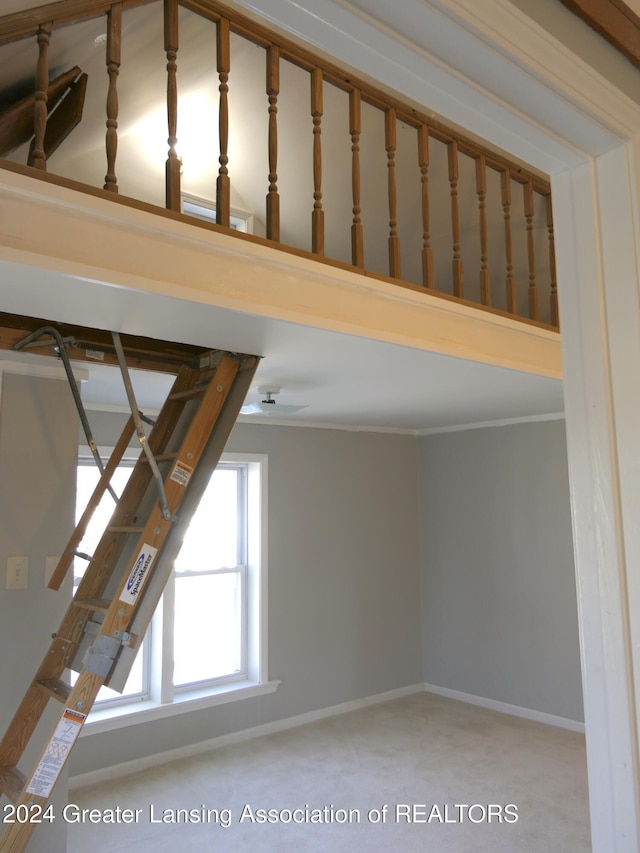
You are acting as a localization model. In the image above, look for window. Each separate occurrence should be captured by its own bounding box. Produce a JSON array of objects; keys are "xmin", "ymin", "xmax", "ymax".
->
[
  {"xmin": 172, "ymin": 463, "xmax": 247, "ymax": 689},
  {"xmin": 73, "ymin": 449, "xmax": 273, "ymax": 730},
  {"xmin": 181, "ymin": 192, "xmax": 254, "ymax": 233}
]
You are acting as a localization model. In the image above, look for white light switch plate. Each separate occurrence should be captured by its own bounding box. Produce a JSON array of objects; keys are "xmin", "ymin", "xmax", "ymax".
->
[{"xmin": 7, "ymin": 556, "xmax": 29, "ymax": 589}]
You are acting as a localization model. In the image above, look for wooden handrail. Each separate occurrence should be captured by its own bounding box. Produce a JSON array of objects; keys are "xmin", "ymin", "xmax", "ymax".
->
[
  {"xmin": 0, "ymin": 0, "xmax": 552, "ymax": 192},
  {"xmin": 0, "ymin": 0, "xmax": 559, "ymax": 329}
]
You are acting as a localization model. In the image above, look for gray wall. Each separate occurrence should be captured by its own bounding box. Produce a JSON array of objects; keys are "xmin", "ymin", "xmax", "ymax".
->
[
  {"xmin": 418, "ymin": 419, "xmax": 584, "ymax": 722},
  {"xmin": 69, "ymin": 420, "xmax": 423, "ymax": 775},
  {"xmin": 0, "ymin": 372, "xmax": 78, "ymax": 852},
  {"xmin": 1, "ymin": 393, "xmax": 583, "ymax": 789}
]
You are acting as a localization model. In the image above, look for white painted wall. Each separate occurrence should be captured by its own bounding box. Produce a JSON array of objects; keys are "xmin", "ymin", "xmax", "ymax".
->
[{"xmin": 0, "ymin": 371, "xmax": 78, "ymax": 852}]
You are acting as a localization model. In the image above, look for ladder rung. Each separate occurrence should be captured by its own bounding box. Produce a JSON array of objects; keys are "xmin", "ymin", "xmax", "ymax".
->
[
  {"xmin": 140, "ymin": 452, "xmax": 178, "ymax": 463},
  {"xmin": 108, "ymin": 525, "xmax": 144, "ymax": 533},
  {"xmin": 36, "ymin": 678, "xmax": 72, "ymax": 703},
  {"xmin": 71, "ymin": 549, "xmax": 93, "ymax": 561},
  {"xmin": 74, "ymin": 597, "xmax": 112, "ymax": 613},
  {"xmin": 0, "ymin": 766, "xmax": 26, "ymax": 805},
  {"xmin": 168, "ymin": 384, "xmax": 207, "ymax": 401}
]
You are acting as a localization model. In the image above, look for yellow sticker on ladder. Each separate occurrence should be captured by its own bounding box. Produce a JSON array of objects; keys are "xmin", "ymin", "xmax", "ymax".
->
[
  {"xmin": 25, "ymin": 708, "xmax": 86, "ymax": 798},
  {"xmin": 170, "ymin": 460, "xmax": 193, "ymax": 487}
]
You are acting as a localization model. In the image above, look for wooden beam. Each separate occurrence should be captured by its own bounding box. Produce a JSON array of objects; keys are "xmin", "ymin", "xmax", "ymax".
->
[
  {"xmin": 0, "ymin": 66, "xmax": 83, "ymax": 158},
  {"xmin": 0, "ymin": 0, "xmax": 153, "ymax": 46},
  {"xmin": 29, "ymin": 72, "xmax": 88, "ymax": 162},
  {"xmin": 0, "ymin": 311, "xmax": 211, "ymax": 374},
  {"xmin": 560, "ymin": 0, "xmax": 640, "ymax": 68}
]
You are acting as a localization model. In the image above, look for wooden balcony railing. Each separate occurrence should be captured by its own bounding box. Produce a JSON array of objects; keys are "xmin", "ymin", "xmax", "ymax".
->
[{"xmin": 0, "ymin": 0, "xmax": 559, "ymax": 329}]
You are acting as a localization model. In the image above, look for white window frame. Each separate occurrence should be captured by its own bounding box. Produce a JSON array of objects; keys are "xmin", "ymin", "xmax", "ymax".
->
[
  {"xmin": 181, "ymin": 192, "xmax": 254, "ymax": 234},
  {"xmin": 74, "ymin": 448, "xmax": 277, "ymax": 736}
]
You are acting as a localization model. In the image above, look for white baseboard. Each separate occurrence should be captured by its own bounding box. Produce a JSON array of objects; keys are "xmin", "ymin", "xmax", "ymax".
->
[
  {"xmin": 424, "ymin": 682, "xmax": 585, "ymax": 733},
  {"xmin": 69, "ymin": 683, "xmax": 424, "ymax": 790}
]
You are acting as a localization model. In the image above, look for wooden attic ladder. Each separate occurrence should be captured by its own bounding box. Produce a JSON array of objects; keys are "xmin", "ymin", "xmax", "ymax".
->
[{"xmin": 0, "ymin": 328, "xmax": 259, "ymax": 853}]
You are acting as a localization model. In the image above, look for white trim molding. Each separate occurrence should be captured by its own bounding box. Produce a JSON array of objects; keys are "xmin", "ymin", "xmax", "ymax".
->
[
  {"xmin": 69, "ymin": 683, "xmax": 423, "ymax": 790},
  {"xmin": 424, "ymin": 683, "xmax": 585, "ymax": 733},
  {"xmin": 70, "ymin": 681, "xmax": 583, "ymax": 790}
]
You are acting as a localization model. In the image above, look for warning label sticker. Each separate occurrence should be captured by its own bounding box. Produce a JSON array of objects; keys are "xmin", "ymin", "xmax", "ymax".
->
[
  {"xmin": 85, "ymin": 348, "xmax": 105, "ymax": 361},
  {"xmin": 26, "ymin": 709, "xmax": 86, "ymax": 798},
  {"xmin": 170, "ymin": 460, "xmax": 193, "ymax": 487},
  {"xmin": 119, "ymin": 544, "xmax": 158, "ymax": 605}
]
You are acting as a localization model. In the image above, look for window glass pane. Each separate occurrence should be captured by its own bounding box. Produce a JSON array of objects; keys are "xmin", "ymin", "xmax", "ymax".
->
[
  {"xmin": 174, "ymin": 467, "xmax": 240, "ymax": 572},
  {"xmin": 75, "ymin": 461, "xmax": 134, "ymax": 585},
  {"xmin": 173, "ymin": 573, "xmax": 242, "ymax": 686},
  {"xmin": 74, "ymin": 460, "xmax": 145, "ymax": 703}
]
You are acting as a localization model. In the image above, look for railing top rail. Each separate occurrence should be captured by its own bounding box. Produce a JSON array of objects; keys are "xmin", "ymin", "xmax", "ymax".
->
[
  {"xmin": 0, "ymin": 0, "xmax": 551, "ymax": 195},
  {"xmin": 0, "ymin": 0, "xmax": 152, "ymax": 44}
]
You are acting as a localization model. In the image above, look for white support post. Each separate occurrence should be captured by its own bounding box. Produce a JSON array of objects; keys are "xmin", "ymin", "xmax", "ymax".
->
[{"xmin": 553, "ymin": 150, "xmax": 640, "ymax": 850}]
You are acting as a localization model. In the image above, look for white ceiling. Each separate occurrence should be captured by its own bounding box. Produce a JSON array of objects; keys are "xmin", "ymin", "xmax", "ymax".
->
[{"xmin": 0, "ymin": 258, "xmax": 563, "ymax": 433}]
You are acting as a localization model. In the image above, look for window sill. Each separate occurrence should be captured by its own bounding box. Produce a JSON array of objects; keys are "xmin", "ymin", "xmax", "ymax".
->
[{"xmin": 79, "ymin": 679, "xmax": 281, "ymax": 736}]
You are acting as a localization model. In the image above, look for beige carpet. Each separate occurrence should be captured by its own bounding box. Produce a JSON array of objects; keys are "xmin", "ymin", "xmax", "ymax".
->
[{"xmin": 66, "ymin": 692, "xmax": 591, "ymax": 852}]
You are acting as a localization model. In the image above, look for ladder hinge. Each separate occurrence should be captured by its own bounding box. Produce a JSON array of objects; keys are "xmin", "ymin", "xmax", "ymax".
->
[
  {"xmin": 114, "ymin": 630, "xmax": 133, "ymax": 646},
  {"xmin": 83, "ymin": 634, "xmax": 127, "ymax": 676}
]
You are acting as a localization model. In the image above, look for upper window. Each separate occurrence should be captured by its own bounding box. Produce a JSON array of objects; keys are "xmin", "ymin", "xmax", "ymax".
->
[
  {"xmin": 73, "ymin": 450, "xmax": 268, "ymax": 722},
  {"xmin": 181, "ymin": 192, "xmax": 254, "ymax": 233}
]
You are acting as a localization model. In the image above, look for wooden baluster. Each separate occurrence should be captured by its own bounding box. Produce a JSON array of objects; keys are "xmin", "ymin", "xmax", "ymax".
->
[
  {"xmin": 350, "ymin": 88, "xmax": 363, "ymax": 267},
  {"xmin": 501, "ymin": 169, "xmax": 516, "ymax": 314},
  {"xmin": 164, "ymin": 0, "xmax": 180, "ymax": 211},
  {"xmin": 448, "ymin": 140, "xmax": 463, "ymax": 297},
  {"xmin": 266, "ymin": 45, "xmax": 280, "ymax": 242},
  {"xmin": 311, "ymin": 67, "xmax": 324, "ymax": 255},
  {"xmin": 524, "ymin": 179, "xmax": 538, "ymax": 320},
  {"xmin": 385, "ymin": 107, "xmax": 401, "ymax": 279},
  {"xmin": 546, "ymin": 194, "xmax": 558, "ymax": 327},
  {"xmin": 104, "ymin": 2, "xmax": 122, "ymax": 193},
  {"xmin": 418, "ymin": 125, "xmax": 434, "ymax": 289},
  {"xmin": 28, "ymin": 22, "xmax": 52, "ymax": 170},
  {"xmin": 217, "ymin": 17, "xmax": 231, "ymax": 227},
  {"xmin": 476, "ymin": 154, "xmax": 491, "ymax": 305}
]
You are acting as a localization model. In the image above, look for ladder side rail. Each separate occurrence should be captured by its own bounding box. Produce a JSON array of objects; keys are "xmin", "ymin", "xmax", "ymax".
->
[
  {"xmin": 48, "ymin": 415, "xmax": 137, "ymax": 591},
  {"xmin": 0, "ymin": 671, "xmax": 105, "ymax": 853},
  {"xmin": 109, "ymin": 355, "xmax": 259, "ymax": 689}
]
